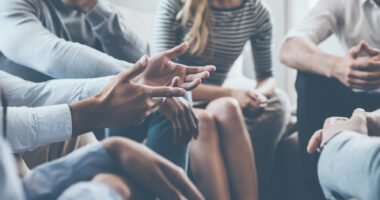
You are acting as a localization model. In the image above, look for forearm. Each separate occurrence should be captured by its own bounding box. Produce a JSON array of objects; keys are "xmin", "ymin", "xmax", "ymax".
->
[
  {"xmin": 22, "ymin": 143, "xmax": 116, "ymax": 200},
  {"xmin": 192, "ymin": 84, "xmax": 234, "ymax": 101},
  {"xmin": 280, "ymin": 38, "xmax": 341, "ymax": 78},
  {"xmin": 0, "ymin": 71, "xmax": 113, "ymax": 107},
  {"xmin": 7, "ymin": 105, "xmax": 72, "ymax": 153},
  {"xmin": 318, "ymin": 131, "xmax": 380, "ymax": 200}
]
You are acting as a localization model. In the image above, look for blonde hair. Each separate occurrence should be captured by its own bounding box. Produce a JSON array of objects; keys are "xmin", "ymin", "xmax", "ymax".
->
[{"xmin": 176, "ymin": 0, "xmax": 212, "ymax": 56}]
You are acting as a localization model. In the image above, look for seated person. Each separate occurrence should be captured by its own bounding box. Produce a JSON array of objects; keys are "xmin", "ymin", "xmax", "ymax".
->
[
  {"xmin": 307, "ymin": 108, "xmax": 380, "ymax": 200},
  {"xmin": 154, "ymin": 0, "xmax": 290, "ymax": 199},
  {"xmin": 280, "ymin": 0, "xmax": 380, "ymax": 197},
  {"xmin": 1, "ymin": 48, "xmax": 214, "ymax": 174},
  {"xmin": 0, "ymin": 0, "xmax": 214, "ymax": 169},
  {"xmin": 0, "ymin": 90, "xmax": 204, "ymax": 200}
]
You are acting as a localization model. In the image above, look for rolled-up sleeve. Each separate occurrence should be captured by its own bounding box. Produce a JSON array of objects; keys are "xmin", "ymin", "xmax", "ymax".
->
[
  {"xmin": 7, "ymin": 104, "xmax": 72, "ymax": 153},
  {"xmin": 284, "ymin": 0, "xmax": 344, "ymax": 44},
  {"xmin": 22, "ymin": 143, "xmax": 116, "ymax": 200}
]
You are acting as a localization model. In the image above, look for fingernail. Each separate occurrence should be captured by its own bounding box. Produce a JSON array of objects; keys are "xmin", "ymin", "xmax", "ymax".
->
[{"xmin": 139, "ymin": 56, "xmax": 148, "ymax": 65}]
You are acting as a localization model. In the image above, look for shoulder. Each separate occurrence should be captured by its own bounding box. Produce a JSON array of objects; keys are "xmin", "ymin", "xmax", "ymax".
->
[
  {"xmin": 0, "ymin": 0, "xmax": 41, "ymax": 15},
  {"xmin": 158, "ymin": 0, "xmax": 183, "ymax": 14}
]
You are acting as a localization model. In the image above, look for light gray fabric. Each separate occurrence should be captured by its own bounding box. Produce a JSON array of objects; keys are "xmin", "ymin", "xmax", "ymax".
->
[
  {"xmin": 0, "ymin": 0, "xmax": 149, "ymax": 81},
  {"xmin": 318, "ymin": 131, "xmax": 380, "ymax": 200}
]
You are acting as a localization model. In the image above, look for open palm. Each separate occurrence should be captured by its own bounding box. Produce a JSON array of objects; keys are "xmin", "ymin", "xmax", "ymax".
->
[{"xmin": 133, "ymin": 43, "xmax": 216, "ymax": 91}]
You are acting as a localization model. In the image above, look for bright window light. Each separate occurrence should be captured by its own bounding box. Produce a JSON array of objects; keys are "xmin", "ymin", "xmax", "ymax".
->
[{"xmin": 309, "ymin": 0, "xmax": 318, "ymax": 9}]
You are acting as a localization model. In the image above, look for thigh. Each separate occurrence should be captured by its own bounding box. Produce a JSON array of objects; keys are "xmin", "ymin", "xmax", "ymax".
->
[{"xmin": 106, "ymin": 123, "xmax": 148, "ymax": 143}]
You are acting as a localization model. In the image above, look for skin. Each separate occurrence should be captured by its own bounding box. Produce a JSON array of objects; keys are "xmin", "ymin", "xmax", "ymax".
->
[
  {"xmin": 306, "ymin": 108, "xmax": 377, "ymax": 154},
  {"xmin": 280, "ymin": 38, "xmax": 380, "ymax": 90},
  {"xmin": 101, "ymin": 137, "xmax": 205, "ymax": 200},
  {"xmin": 69, "ymin": 42, "xmax": 215, "ymax": 135},
  {"xmin": 186, "ymin": 0, "xmax": 262, "ymax": 199}
]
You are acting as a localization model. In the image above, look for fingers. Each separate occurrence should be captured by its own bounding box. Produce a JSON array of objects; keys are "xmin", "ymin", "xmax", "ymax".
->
[
  {"xmin": 307, "ymin": 129, "xmax": 323, "ymax": 154},
  {"xmin": 185, "ymin": 71, "xmax": 210, "ymax": 82},
  {"xmin": 180, "ymin": 78, "xmax": 202, "ymax": 91},
  {"xmin": 119, "ymin": 56, "xmax": 148, "ymax": 82},
  {"xmin": 352, "ymin": 108, "xmax": 367, "ymax": 121},
  {"xmin": 349, "ymin": 69, "xmax": 380, "ymax": 81},
  {"xmin": 160, "ymin": 164, "xmax": 205, "ymax": 200},
  {"xmin": 144, "ymin": 85, "xmax": 186, "ymax": 98},
  {"xmin": 171, "ymin": 76, "xmax": 180, "ymax": 87},
  {"xmin": 349, "ymin": 40, "xmax": 367, "ymax": 58},
  {"xmin": 165, "ymin": 42, "xmax": 189, "ymax": 59},
  {"xmin": 348, "ymin": 78, "xmax": 380, "ymax": 90},
  {"xmin": 362, "ymin": 42, "xmax": 380, "ymax": 56},
  {"xmin": 186, "ymin": 65, "xmax": 216, "ymax": 74}
]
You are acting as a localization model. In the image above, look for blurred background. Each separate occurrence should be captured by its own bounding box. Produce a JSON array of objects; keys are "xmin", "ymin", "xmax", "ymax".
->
[{"xmin": 109, "ymin": 0, "xmax": 345, "ymax": 106}]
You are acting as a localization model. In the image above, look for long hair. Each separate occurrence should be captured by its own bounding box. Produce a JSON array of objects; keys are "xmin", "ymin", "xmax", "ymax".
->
[{"xmin": 176, "ymin": 0, "xmax": 212, "ymax": 56}]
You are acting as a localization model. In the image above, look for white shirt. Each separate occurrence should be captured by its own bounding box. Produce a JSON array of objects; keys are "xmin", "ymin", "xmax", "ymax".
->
[
  {"xmin": 0, "ymin": 71, "xmax": 112, "ymax": 153},
  {"xmin": 286, "ymin": 0, "xmax": 380, "ymax": 50}
]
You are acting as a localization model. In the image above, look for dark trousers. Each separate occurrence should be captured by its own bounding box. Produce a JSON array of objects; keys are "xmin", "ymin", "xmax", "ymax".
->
[{"xmin": 296, "ymin": 71, "xmax": 380, "ymax": 199}]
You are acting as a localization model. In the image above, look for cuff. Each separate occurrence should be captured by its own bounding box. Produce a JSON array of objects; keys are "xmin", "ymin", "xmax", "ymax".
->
[
  {"xmin": 85, "ymin": 0, "xmax": 113, "ymax": 27},
  {"xmin": 35, "ymin": 104, "xmax": 72, "ymax": 148}
]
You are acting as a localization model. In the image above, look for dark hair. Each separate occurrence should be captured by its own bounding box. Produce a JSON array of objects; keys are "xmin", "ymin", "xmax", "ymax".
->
[{"xmin": 0, "ymin": 88, "xmax": 7, "ymax": 138}]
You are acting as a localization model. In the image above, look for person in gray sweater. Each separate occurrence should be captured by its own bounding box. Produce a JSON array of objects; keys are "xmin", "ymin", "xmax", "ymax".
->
[
  {"xmin": 0, "ymin": 0, "xmax": 215, "ymax": 170},
  {"xmin": 308, "ymin": 108, "xmax": 380, "ymax": 200}
]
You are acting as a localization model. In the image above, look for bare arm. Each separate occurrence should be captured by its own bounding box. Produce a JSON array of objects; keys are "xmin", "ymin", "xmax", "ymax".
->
[{"xmin": 280, "ymin": 38, "xmax": 341, "ymax": 78}]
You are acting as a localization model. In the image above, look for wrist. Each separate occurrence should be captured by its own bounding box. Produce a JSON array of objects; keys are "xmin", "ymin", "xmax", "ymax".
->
[
  {"xmin": 69, "ymin": 97, "xmax": 103, "ymax": 135},
  {"xmin": 327, "ymin": 56, "xmax": 345, "ymax": 79},
  {"xmin": 79, "ymin": 0, "xmax": 98, "ymax": 13}
]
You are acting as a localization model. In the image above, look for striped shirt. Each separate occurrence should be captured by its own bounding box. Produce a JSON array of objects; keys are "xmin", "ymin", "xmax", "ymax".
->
[{"xmin": 154, "ymin": 0, "xmax": 273, "ymax": 86}]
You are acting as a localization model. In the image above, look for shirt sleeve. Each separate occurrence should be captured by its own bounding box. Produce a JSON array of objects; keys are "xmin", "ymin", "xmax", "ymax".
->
[
  {"xmin": 22, "ymin": 143, "xmax": 116, "ymax": 200},
  {"xmin": 0, "ymin": 0, "xmax": 132, "ymax": 79},
  {"xmin": 318, "ymin": 131, "xmax": 380, "ymax": 200},
  {"xmin": 86, "ymin": 0, "xmax": 150, "ymax": 62},
  {"xmin": 284, "ymin": 0, "xmax": 344, "ymax": 44},
  {"xmin": 57, "ymin": 182, "xmax": 122, "ymax": 200},
  {"xmin": 0, "ymin": 70, "xmax": 112, "ymax": 107},
  {"xmin": 6, "ymin": 105, "xmax": 73, "ymax": 153},
  {"xmin": 250, "ymin": 0, "xmax": 273, "ymax": 80},
  {"xmin": 153, "ymin": 0, "xmax": 182, "ymax": 55}
]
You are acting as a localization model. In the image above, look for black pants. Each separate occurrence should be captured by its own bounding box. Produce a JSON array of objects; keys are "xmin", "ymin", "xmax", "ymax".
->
[{"xmin": 296, "ymin": 71, "xmax": 380, "ymax": 199}]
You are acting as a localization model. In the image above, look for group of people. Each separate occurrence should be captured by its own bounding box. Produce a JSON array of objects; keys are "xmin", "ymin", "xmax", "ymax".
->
[{"xmin": 0, "ymin": 0, "xmax": 379, "ymax": 199}]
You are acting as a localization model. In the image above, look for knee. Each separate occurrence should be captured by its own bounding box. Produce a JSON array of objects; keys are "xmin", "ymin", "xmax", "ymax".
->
[
  {"xmin": 92, "ymin": 173, "xmax": 131, "ymax": 199},
  {"xmin": 195, "ymin": 110, "xmax": 219, "ymax": 142},
  {"xmin": 207, "ymin": 97, "xmax": 242, "ymax": 119}
]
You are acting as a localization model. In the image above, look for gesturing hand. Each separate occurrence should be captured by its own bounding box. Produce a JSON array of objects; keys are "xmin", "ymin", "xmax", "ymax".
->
[
  {"xmin": 231, "ymin": 89, "xmax": 268, "ymax": 117},
  {"xmin": 307, "ymin": 108, "xmax": 368, "ymax": 154},
  {"xmin": 60, "ymin": 0, "xmax": 98, "ymax": 13},
  {"xmin": 133, "ymin": 43, "xmax": 216, "ymax": 91},
  {"xmin": 69, "ymin": 60, "xmax": 186, "ymax": 134},
  {"xmin": 159, "ymin": 97, "xmax": 199, "ymax": 144},
  {"xmin": 333, "ymin": 41, "xmax": 380, "ymax": 90},
  {"xmin": 103, "ymin": 137, "xmax": 205, "ymax": 200}
]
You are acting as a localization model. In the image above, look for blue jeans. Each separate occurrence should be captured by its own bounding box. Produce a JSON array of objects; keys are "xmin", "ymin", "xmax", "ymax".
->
[
  {"xmin": 107, "ymin": 93, "xmax": 192, "ymax": 170},
  {"xmin": 318, "ymin": 131, "xmax": 380, "ymax": 200}
]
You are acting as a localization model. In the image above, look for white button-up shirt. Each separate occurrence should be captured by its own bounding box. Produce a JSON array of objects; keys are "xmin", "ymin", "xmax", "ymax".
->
[
  {"xmin": 286, "ymin": 0, "xmax": 380, "ymax": 50},
  {"xmin": 0, "ymin": 71, "xmax": 112, "ymax": 153}
]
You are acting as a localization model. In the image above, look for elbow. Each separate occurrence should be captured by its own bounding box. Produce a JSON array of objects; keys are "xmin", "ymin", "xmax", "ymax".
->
[{"xmin": 279, "ymin": 40, "xmax": 293, "ymax": 67}]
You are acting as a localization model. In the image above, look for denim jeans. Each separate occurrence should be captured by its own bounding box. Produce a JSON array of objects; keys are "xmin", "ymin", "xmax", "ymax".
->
[
  {"xmin": 318, "ymin": 131, "xmax": 380, "ymax": 200},
  {"xmin": 107, "ymin": 93, "xmax": 193, "ymax": 170}
]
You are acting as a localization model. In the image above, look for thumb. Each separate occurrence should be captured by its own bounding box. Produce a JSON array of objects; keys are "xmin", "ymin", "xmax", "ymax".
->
[
  {"xmin": 165, "ymin": 42, "xmax": 189, "ymax": 59},
  {"xmin": 119, "ymin": 56, "xmax": 148, "ymax": 82},
  {"xmin": 349, "ymin": 41, "xmax": 366, "ymax": 58},
  {"xmin": 352, "ymin": 108, "xmax": 366, "ymax": 120}
]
